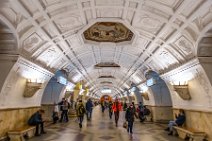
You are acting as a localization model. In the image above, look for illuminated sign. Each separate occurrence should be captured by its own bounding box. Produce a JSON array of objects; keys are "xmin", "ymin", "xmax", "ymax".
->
[
  {"xmin": 146, "ymin": 78, "xmax": 156, "ymax": 86},
  {"xmin": 57, "ymin": 76, "xmax": 67, "ymax": 85},
  {"xmin": 101, "ymin": 89, "xmax": 111, "ymax": 93}
]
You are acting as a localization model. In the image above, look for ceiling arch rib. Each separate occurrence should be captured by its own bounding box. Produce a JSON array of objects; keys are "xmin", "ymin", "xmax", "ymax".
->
[
  {"xmin": 12, "ymin": 0, "xmax": 97, "ymax": 88},
  {"xmin": 2, "ymin": 0, "xmax": 211, "ymax": 98}
]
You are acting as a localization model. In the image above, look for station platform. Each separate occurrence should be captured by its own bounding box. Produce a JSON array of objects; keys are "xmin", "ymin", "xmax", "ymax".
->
[{"xmin": 28, "ymin": 106, "xmax": 182, "ymax": 141}]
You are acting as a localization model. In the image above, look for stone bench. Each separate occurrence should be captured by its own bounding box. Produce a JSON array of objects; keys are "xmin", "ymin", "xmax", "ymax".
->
[
  {"xmin": 173, "ymin": 126, "xmax": 206, "ymax": 141},
  {"xmin": 7, "ymin": 126, "xmax": 36, "ymax": 141}
]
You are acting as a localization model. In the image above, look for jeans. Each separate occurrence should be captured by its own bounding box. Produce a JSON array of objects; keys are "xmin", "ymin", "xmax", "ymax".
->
[
  {"xmin": 60, "ymin": 110, "xmax": 69, "ymax": 122},
  {"xmin": 34, "ymin": 121, "xmax": 44, "ymax": 135},
  {"xmin": 109, "ymin": 110, "xmax": 113, "ymax": 119},
  {"xmin": 127, "ymin": 121, "xmax": 134, "ymax": 134},
  {"xmin": 168, "ymin": 121, "xmax": 177, "ymax": 132},
  {"xmin": 114, "ymin": 111, "xmax": 119, "ymax": 125},
  {"xmin": 87, "ymin": 111, "xmax": 92, "ymax": 120},
  {"xmin": 78, "ymin": 115, "xmax": 84, "ymax": 125}
]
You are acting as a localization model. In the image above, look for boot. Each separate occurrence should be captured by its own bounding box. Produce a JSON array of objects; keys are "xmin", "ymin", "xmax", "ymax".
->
[{"xmin": 168, "ymin": 131, "xmax": 173, "ymax": 135}]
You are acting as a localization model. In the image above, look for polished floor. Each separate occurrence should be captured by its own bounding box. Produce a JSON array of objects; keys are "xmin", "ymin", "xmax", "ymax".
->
[{"xmin": 29, "ymin": 106, "xmax": 182, "ymax": 141}]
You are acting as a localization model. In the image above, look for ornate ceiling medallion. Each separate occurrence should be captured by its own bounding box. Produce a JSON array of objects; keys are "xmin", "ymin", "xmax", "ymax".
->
[{"xmin": 83, "ymin": 22, "xmax": 134, "ymax": 43}]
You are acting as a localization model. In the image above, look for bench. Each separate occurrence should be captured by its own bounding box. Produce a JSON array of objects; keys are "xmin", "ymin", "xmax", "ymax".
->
[
  {"xmin": 173, "ymin": 126, "xmax": 206, "ymax": 141},
  {"xmin": 7, "ymin": 126, "xmax": 36, "ymax": 141}
]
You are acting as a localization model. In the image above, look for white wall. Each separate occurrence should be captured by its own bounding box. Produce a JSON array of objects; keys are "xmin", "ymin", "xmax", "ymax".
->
[
  {"xmin": 162, "ymin": 59, "xmax": 212, "ymax": 112},
  {"xmin": 0, "ymin": 56, "xmax": 53, "ymax": 109}
]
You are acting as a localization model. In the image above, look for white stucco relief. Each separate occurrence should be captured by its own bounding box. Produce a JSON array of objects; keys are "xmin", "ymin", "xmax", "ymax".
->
[{"xmin": 23, "ymin": 33, "xmax": 43, "ymax": 52}]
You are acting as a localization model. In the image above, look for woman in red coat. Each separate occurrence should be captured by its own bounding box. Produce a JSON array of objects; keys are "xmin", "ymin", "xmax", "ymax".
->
[{"xmin": 112, "ymin": 99, "xmax": 122, "ymax": 127}]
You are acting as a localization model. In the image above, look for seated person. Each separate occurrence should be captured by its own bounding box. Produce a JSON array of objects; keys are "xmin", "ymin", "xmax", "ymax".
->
[
  {"xmin": 28, "ymin": 109, "xmax": 46, "ymax": 136},
  {"xmin": 165, "ymin": 109, "xmax": 186, "ymax": 135}
]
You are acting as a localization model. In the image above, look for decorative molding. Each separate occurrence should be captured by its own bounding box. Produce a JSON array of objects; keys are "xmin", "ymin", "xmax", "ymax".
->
[
  {"xmin": 141, "ymin": 92, "xmax": 149, "ymax": 100},
  {"xmin": 161, "ymin": 58, "xmax": 200, "ymax": 81},
  {"xmin": 173, "ymin": 85, "xmax": 191, "ymax": 100},
  {"xmin": 23, "ymin": 82, "xmax": 43, "ymax": 97}
]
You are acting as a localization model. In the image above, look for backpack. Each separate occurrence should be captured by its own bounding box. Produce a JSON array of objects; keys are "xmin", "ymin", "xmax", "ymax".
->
[
  {"xmin": 78, "ymin": 105, "xmax": 85, "ymax": 115},
  {"xmin": 144, "ymin": 108, "xmax": 150, "ymax": 115}
]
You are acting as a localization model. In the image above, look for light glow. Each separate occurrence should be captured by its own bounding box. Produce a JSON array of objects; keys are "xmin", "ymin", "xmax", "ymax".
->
[
  {"xmin": 66, "ymin": 82, "xmax": 75, "ymax": 91},
  {"xmin": 140, "ymin": 85, "xmax": 148, "ymax": 93},
  {"xmin": 171, "ymin": 72, "xmax": 194, "ymax": 85},
  {"xmin": 101, "ymin": 89, "xmax": 112, "ymax": 93}
]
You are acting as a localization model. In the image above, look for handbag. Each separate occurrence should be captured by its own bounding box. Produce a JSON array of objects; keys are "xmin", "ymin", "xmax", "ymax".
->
[{"xmin": 123, "ymin": 121, "xmax": 127, "ymax": 128}]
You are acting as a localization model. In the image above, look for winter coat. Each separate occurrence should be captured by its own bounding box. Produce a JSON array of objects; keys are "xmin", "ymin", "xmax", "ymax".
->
[
  {"xmin": 86, "ymin": 100, "xmax": 93, "ymax": 112},
  {"xmin": 28, "ymin": 111, "xmax": 42, "ymax": 125},
  {"xmin": 112, "ymin": 102, "xmax": 122, "ymax": 112},
  {"xmin": 125, "ymin": 107, "xmax": 137, "ymax": 122}
]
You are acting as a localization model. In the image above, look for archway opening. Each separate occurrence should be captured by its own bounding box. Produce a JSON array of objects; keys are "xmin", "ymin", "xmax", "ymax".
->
[{"xmin": 145, "ymin": 70, "xmax": 173, "ymax": 122}]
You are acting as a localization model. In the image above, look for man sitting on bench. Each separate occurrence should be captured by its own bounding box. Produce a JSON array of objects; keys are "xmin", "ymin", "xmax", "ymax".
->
[
  {"xmin": 28, "ymin": 109, "xmax": 46, "ymax": 136},
  {"xmin": 165, "ymin": 109, "xmax": 186, "ymax": 135}
]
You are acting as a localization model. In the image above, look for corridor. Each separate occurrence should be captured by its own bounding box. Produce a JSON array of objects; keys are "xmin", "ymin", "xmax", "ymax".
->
[
  {"xmin": 0, "ymin": 0, "xmax": 212, "ymax": 140},
  {"xmin": 29, "ymin": 106, "xmax": 181, "ymax": 141}
]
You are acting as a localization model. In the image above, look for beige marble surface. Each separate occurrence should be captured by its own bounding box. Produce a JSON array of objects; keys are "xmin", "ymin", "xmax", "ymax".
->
[
  {"xmin": 148, "ymin": 106, "xmax": 173, "ymax": 122},
  {"xmin": 0, "ymin": 107, "xmax": 40, "ymax": 137},
  {"xmin": 173, "ymin": 109, "xmax": 212, "ymax": 141}
]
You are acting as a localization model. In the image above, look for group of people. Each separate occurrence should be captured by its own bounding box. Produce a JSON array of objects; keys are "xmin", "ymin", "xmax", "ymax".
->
[{"xmin": 27, "ymin": 98, "xmax": 185, "ymax": 139}]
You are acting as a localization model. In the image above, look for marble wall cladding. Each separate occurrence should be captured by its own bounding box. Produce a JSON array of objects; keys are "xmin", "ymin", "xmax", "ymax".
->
[
  {"xmin": 149, "ymin": 106, "xmax": 173, "ymax": 122},
  {"xmin": 41, "ymin": 104, "xmax": 56, "ymax": 121},
  {"xmin": 173, "ymin": 109, "xmax": 212, "ymax": 141},
  {"xmin": 0, "ymin": 107, "xmax": 40, "ymax": 137}
]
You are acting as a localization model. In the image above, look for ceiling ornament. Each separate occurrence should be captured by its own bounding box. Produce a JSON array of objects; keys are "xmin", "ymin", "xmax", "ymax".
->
[
  {"xmin": 23, "ymin": 33, "xmax": 43, "ymax": 52},
  {"xmin": 175, "ymin": 36, "xmax": 194, "ymax": 55},
  {"xmin": 98, "ymin": 76, "xmax": 115, "ymax": 79},
  {"xmin": 83, "ymin": 22, "xmax": 134, "ymax": 43},
  {"xmin": 95, "ymin": 62, "xmax": 120, "ymax": 68}
]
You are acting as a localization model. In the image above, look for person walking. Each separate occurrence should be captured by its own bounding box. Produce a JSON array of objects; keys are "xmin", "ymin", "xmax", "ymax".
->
[
  {"xmin": 101, "ymin": 101, "xmax": 105, "ymax": 113},
  {"xmin": 108, "ymin": 101, "xmax": 113, "ymax": 119},
  {"xmin": 86, "ymin": 98, "xmax": 93, "ymax": 120},
  {"xmin": 125, "ymin": 104, "xmax": 138, "ymax": 140},
  {"xmin": 28, "ymin": 109, "xmax": 46, "ymax": 136},
  {"xmin": 76, "ymin": 100, "xmax": 86, "ymax": 128},
  {"xmin": 112, "ymin": 99, "xmax": 122, "ymax": 127}
]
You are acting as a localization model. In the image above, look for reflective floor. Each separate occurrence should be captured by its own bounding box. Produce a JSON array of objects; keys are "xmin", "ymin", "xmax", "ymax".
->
[{"xmin": 29, "ymin": 106, "xmax": 182, "ymax": 141}]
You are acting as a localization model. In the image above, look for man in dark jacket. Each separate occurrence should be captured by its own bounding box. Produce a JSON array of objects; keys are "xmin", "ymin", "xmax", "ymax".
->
[
  {"xmin": 86, "ymin": 98, "xmax": 93, "ymax": 120},
  {"xmin": 28, "ymin": 109, "xmax": 46, "ymax": 136},
  {"xmin": 125, "ymin": 104, "xmax": 138, "ymax": 140},
  {"xmin": 165, "ymin": 109, "xmax": 186, "ymax": 135}
]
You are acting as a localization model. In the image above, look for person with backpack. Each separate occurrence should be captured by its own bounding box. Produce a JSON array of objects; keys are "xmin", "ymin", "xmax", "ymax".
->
[{"xmin": 76, "ymin": 100, "xmax": 86, "ymax": 128}]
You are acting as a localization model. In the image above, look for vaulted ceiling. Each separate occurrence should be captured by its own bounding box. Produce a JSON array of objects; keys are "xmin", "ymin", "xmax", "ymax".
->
[{"xmin": 0, "ymin": 0, "xmax": 212, "ymax": 98}]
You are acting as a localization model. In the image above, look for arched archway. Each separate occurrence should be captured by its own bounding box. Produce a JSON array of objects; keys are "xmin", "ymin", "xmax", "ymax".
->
[
  {"xmin": 41, "ymin": 70, "xmax": 68, "ymax": 119},
  {"xmin": 144, "ymin": 70, "xmax": 173, "ymax": 122},
  {"xmin": 0, "ymin": 18, "xmax": 19, "ymax": 94},
  {"xmin": 41, "ymin": 70, "xmax": 68, "ymax": 104}
]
